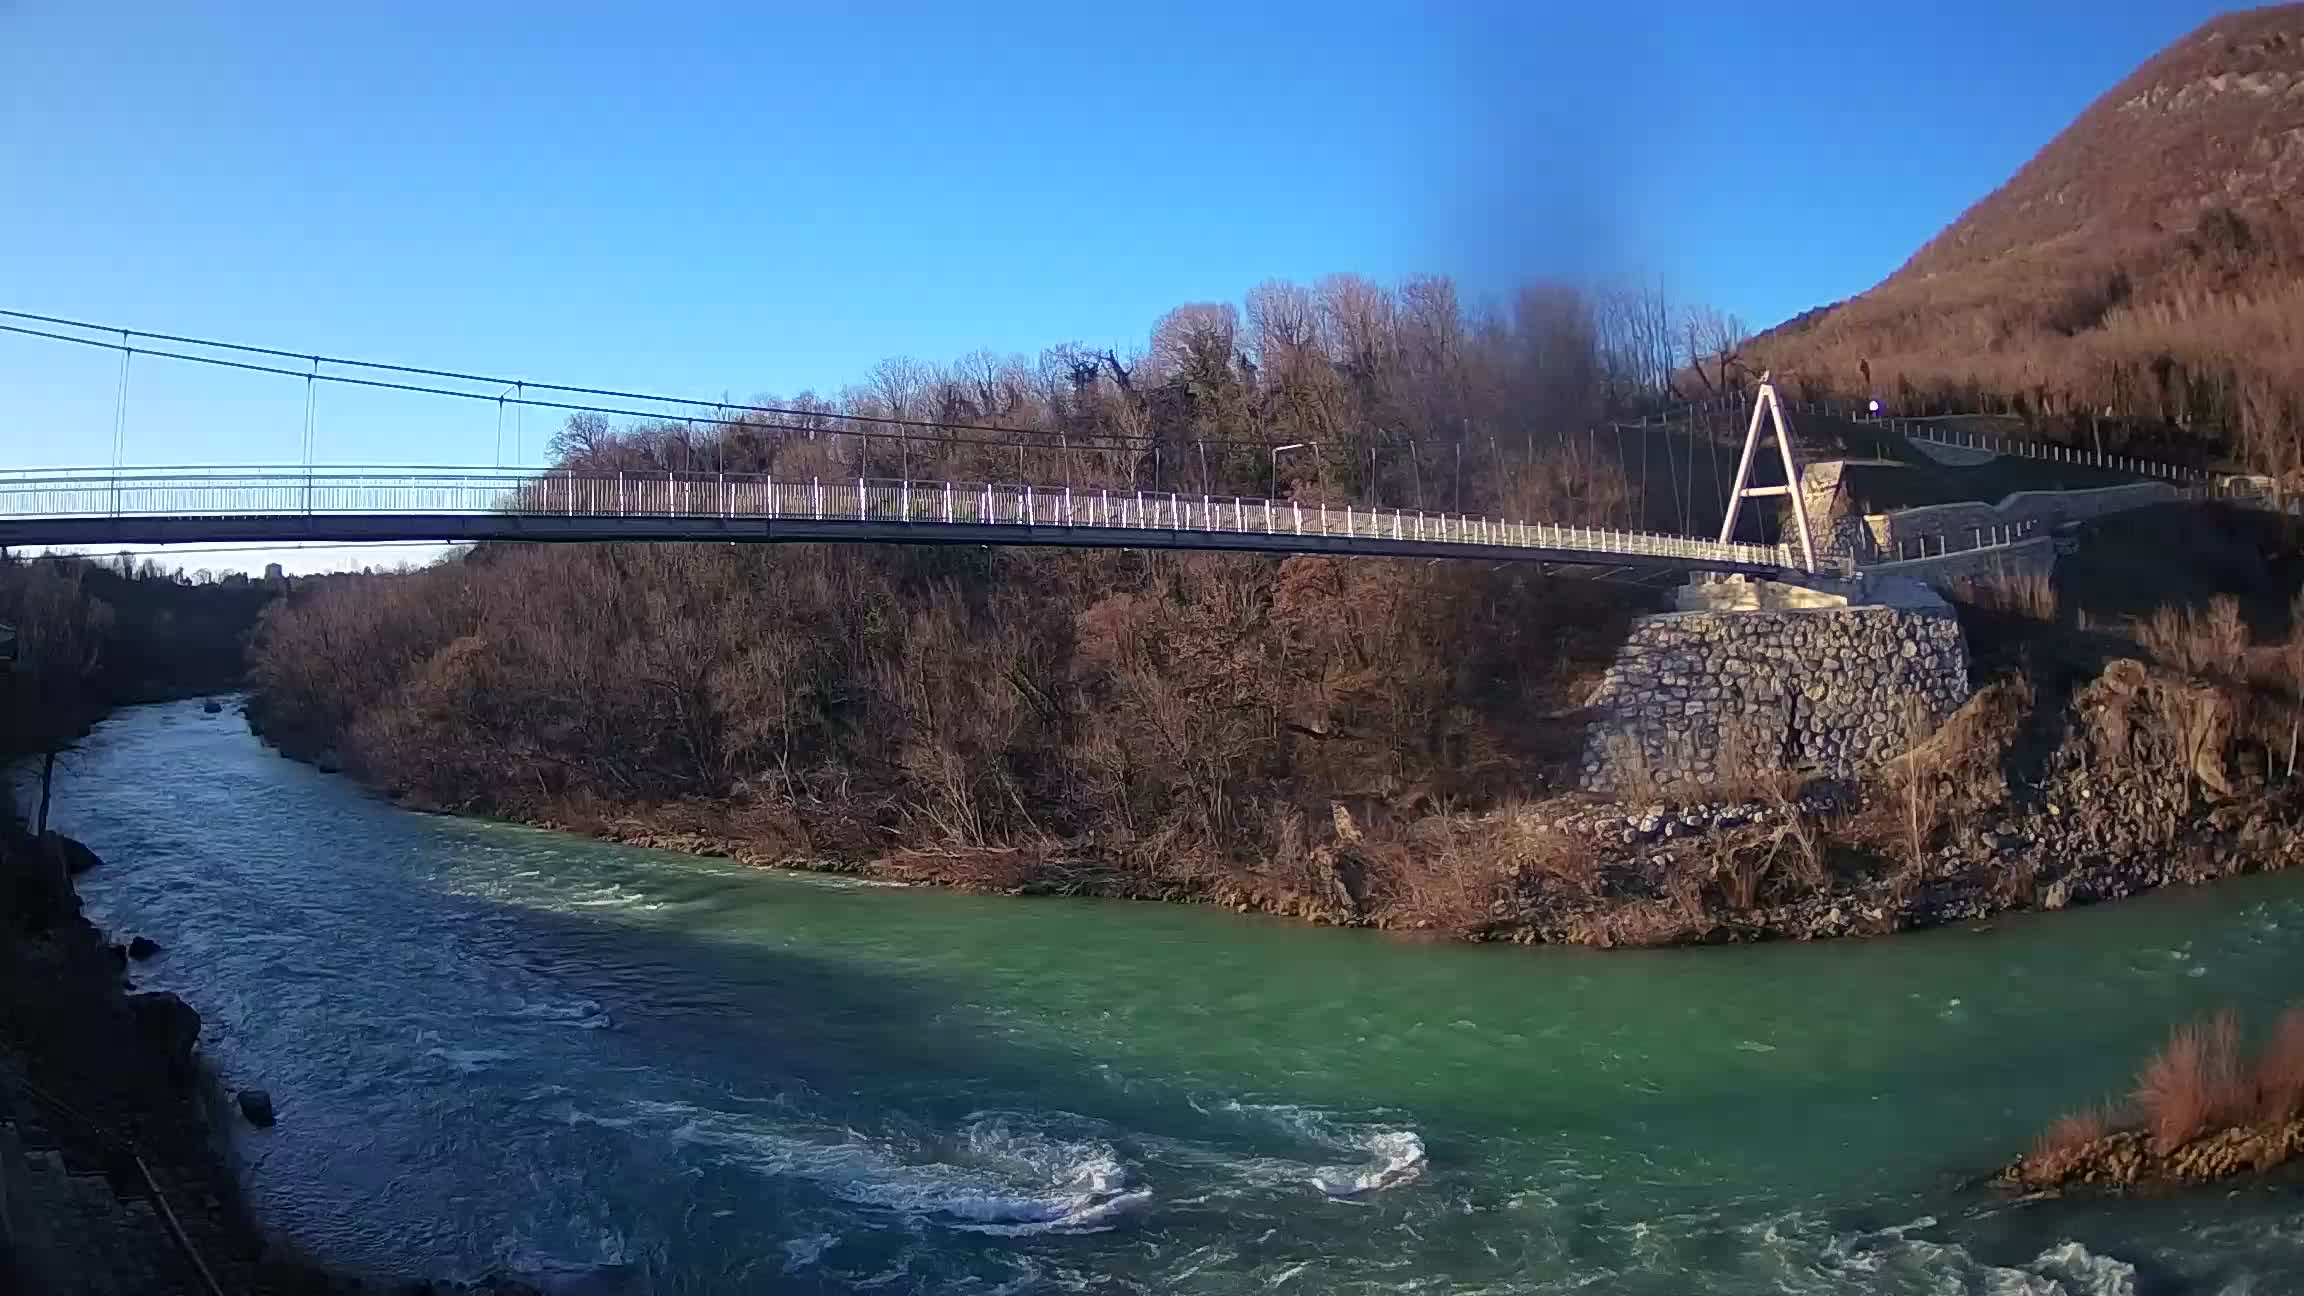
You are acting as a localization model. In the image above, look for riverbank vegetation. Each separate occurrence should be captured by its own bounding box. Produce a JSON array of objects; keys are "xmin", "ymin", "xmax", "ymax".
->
[
  {"xmin": 1, "ymin": 554, "xmax": 275, "ymax": 831},
  {"xmin": 2001, "ymin": 1005, "xmax": 2304, "ymax": 1191},
  {"xmin": 241, "ymin": 276, "xmax": 2304, "ymax": 946}
]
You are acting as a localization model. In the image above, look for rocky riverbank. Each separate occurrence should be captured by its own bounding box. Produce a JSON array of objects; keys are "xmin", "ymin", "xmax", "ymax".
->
[
  {"xmin": 513, "ymin": 662, "xmax": 2304, "ymax": 949},
  {"xmin": 525, "ymin": 761, "xmax": 2304, "ymax": 949},
  {"xmin": 0, "ymin": 825, "xmax": 556, "ymax": 1294},
  {"xmin": 1997, "ymin": 1119, "xmax": 2304, "ymax": 1192}
]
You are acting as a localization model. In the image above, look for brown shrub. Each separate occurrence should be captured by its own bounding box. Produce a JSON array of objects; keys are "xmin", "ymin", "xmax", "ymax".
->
[
  {"xmin": 1952, "ymin": 569, "xmax": 2060, "ymax": 624},
  {"xmin": 2078, "ymin": 658, "xmax": 2243, "ymax": 829},
  {"xmin": 1488, "ymin": 803, "xmax": 1600, "ymax": 894},
  {"xmin": 2134, "ymin": 1010, "xmax": 2250, "ymax": 1153},
  {"xmin": 2029, "ymin": 1004, "xmax": 2304, "ymax": 1165},
  {"xmin": 2254, "ymin": 1006, "xmax": 2304, "ymax": 1123},
  {"xmin": 1892, "ymin": 676, "xmax": 2034, "ymax": 816},
  {"xmin": 1710, "ymin": 716, "xmax": 1832, "ymax": 894},
  {"xmin": 1562, "ymin": 900, "xmax": 1707, "ymax": 949},
  {"xmin": 1379, "ymin": 813, "xmax": 1507, "ymax": 930},
  {"xmin": 1993, "ymin": 852, "xmax": 2040, "ymax": 910},
  {"xmin": 2137, "ymin": 595, "xmax": 2249, "ymax": 679},
  {"xmin": 2030, "ymin": 1104, "xmax": 2114, "ymax": 1164},
  {"xmin": 1663, "ymin": 871, "xmax": 1706, "ymax": 927},
  {"xmin": 1710, "ymin": 714, "xmax": 1800, "ymax": 804},
  {"xmin": 1710, "ymin": 844, "xmax": 1769, "ymax": 911}
]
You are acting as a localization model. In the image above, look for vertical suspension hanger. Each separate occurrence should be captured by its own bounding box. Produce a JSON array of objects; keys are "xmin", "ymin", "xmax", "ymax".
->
[
  {"xmin": 302, "ymin": 356, "xmax": 319, "ymax": 516},
  {"xmin": 1612, "ymin": 423, "xmax": 1627, "ymax": 526},
  {"xmin": 111, "ymin": 331, "xmax": 133, "ymax": 520},
  {"xmin": 495, "ymin": 385, "xmax": 515, "ymax": 468}
]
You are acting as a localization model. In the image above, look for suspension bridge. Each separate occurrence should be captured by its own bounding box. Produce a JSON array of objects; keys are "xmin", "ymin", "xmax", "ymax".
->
[
  {"xmin": 0, "ymin": 465, "xmax": 1794, "ymax": 577},
  {"xmin": 4, "ymin": 308, "xmax": 2171, "ymax": 582}
]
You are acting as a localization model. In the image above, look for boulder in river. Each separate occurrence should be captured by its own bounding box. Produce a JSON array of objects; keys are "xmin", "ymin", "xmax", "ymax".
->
[
  {"xmin": 127, "ymin": 935, "xmax": 162, "ymax": 960},
  {"xmin": 237, "ymin": 1089, "xmax": 277, "ymax": 1127},
  {"xmin": 202, "ymin": 700, "xmax": 223, "ymax": 714}
]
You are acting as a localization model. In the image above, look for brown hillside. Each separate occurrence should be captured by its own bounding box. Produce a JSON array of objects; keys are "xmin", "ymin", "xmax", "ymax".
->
[{"xmin": 1752, "ymin": 5, "xmax": 2304, "ymax": 475}]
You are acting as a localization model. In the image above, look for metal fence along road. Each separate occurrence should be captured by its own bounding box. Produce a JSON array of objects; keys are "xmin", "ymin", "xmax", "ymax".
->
[
  {"xmin": 0, "ymin": 467, "xmax": 1797, "ymax": 575},
  {"xmin": 1627, "ymin": 396, "xmax": 2200, "ymax": 484}
]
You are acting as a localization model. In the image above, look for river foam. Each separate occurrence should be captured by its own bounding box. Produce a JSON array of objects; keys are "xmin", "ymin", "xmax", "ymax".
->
[
  {"xmin": 1213, "ymin": 1101, "xmax": 1428, "ymax": 1200},
  {"xmin": 563, "ymin": 1098, "xmax": 1153, "ymax": 1237},
  {"xmin": 1793, "ymin": 1217, "xmax": 2140, "ymax": 1295}
]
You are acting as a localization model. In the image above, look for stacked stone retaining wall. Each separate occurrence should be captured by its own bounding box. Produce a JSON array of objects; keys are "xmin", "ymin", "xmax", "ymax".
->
[{"xmin": 1580, "ymin": 600, "xmax": 1971, "ymax": 792}]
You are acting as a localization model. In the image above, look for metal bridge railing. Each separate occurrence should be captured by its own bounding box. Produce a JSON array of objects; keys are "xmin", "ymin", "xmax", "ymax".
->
[
  {"xmin": 1884, "ymin": 518, "xmax": 2045, "ymax": 563},
  {"xmin": 1618, "ymin": 398, "xmax": 2203, "ymax": 484},
  {"xmin": 0, "ymin": 467, "xmax": 1793, "ymax": 570},
  {"xmin": 1890, "ymin": 422, "xmax": 2196, "ymax": 481}
]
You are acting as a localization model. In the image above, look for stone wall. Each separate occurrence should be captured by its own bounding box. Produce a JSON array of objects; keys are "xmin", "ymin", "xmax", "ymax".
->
[
  {"xmin": 1778, "ymin": 462, "xmax": 1877, "ymax": 567},
  {"xmin": 1580, "ymin": 592, "xmax": 1971, "ymax": 793},
  {"xmin": 1861, "ymin": 481, "xmax": 2180, "ymax": 555}
]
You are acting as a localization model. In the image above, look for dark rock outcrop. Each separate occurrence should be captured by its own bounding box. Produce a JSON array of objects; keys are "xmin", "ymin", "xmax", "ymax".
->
[
  {"xmin": 126, "ymin": 990, "xmax": 202, "ymax": 1089},
  {"xmin": 126, "ymin": 935, "xmax": 161, "ymax": 960},
  {"xmin": 1, "ymin": 832, "xmax": 81, "ymax": 930},
  {"xmin": 237, "ymin": 1089, "xmax": 277, "ymax": 1127},
  {"xmin": 44, "ymin": 832, "xmax": 102, "ymax": 876}
]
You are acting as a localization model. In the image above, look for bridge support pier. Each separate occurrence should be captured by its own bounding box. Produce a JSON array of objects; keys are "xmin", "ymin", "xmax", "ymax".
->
[{"xmin": 1578, "ymin": 574, "xmax": 1970, "ymax": 794}]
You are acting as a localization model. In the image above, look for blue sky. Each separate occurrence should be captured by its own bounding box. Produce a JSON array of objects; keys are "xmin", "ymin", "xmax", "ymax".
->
[{"xmin": 0, "ymin": 0, "xmax": 2236, "ymax": 569}]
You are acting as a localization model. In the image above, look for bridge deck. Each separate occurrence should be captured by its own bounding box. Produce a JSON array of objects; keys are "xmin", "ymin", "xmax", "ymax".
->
[{"xmin": 0, "ymin": 469, "xmax": 1794, "ymax": 576}]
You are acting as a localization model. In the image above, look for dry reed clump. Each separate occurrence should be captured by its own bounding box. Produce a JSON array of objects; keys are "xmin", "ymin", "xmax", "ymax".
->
[
  {"xmin": 2134, "ymin": 1009, "xmax": 2250, "ymax": 1154},
  {"xmin": 1951, "ymin": 569, "xmax": 2061, "ymax": 625},
  {"xmin": 1562, "ymin": 898, "xmax": 1709, "ymax": 949},
  {"xmin": 2136, "ymin": 595, "xmax": 2248, "ymax": 679},
  {"xmin": 2031, "ymin": 1005, "xmax": 2304, "ymax": 1162},
  {"xmin": 1708, "ymin": 716, "xmax": 1832, "ymax": 895},
  {"xmin": 2029, "ymin": 1104, "xmax": 2114, "ymax": 1165},
  {"xmin": 1379, "ymin": 812, "xmax": 1509, "ymax": 930},
  {"xmin": 1486, "ymin": 801, "xmax": 1601, "ymax": 894},
  {"xmin": 1707, "ymin": 713, "xmax": 1800, "ymax": 806},
  {"xmin": 2127, "ymin": 591, "xmax": 2304, "ymax": 785},
  {"xmin": 2255, "ymin": 1007, "xmax": 2304, "ymax": 1123}
]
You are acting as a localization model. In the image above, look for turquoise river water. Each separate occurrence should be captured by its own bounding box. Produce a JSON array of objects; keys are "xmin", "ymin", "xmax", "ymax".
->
[{"xmin": 33, "ymin": 699, "xmax": 2304, "ymax": 1293}]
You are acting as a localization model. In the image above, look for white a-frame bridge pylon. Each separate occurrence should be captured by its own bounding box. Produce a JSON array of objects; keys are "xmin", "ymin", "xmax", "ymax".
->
[{"xmin": 1716, "ymin": 374, "xmax": 1817, "ymax": 573}]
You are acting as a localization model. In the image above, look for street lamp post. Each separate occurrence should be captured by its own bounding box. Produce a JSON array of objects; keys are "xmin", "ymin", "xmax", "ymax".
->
[{"xmin": 1272, "ymin": 442, "xmax": 1314, "ymax": 497}]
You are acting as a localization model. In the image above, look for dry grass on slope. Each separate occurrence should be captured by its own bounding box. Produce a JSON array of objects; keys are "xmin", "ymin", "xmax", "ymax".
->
[{"xmin": 1751, "ymin": 7, "xmax": 2304, "ymax": 468}]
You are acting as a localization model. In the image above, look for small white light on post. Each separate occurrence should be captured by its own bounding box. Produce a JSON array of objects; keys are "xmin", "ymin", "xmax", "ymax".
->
[{"xmin": 1272, "ymin": 442, "xmax": 1313, "ymax": 498}]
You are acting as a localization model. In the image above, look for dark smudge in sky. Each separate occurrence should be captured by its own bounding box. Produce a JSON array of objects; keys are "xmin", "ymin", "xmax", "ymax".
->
[{"xmin": 1422, "ymin": 5, "xmax": 1658, "ymax": 298}]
